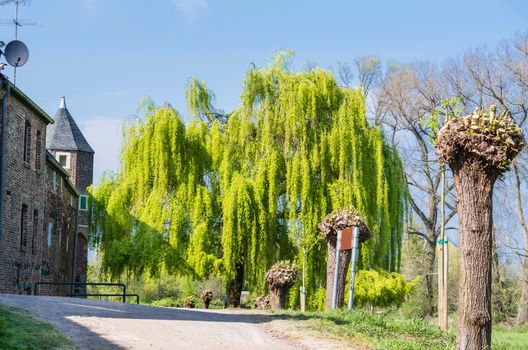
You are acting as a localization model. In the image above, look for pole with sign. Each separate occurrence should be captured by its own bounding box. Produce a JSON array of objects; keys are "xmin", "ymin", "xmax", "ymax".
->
[
  {"xmin": 331, "ymin": 227, "xmax": 355, "ymax": 309},
  {"xmin": 348, "ymin": 226, "xmax": 360, "ymax": 309}
]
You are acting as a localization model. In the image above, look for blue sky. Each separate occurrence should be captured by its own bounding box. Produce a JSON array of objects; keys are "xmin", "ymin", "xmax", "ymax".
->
[{"xmin": 2, "ymin": 0, "xmax": 528, "ymax": 181}]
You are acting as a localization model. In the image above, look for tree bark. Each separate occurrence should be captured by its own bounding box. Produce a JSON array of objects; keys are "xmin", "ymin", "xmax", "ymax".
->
[
  {"xmin": 269, "ymin": 286, "xmax": 290, "ymax": 309},
  {"xmin": 453, "ymin": 161, "xmax": 496, "ymax": 350},
  {"xmin": 513, "ymin": 165, "xmax": 528, "ymax": 324},
  {"xmin": 226, "ymin": 262, "xmax": 244, "ymax": 308},
  {"xmin": 423, "ymin": 237, "xmax": 437, "ymax": 317},
  {"xmin": 325, "ymin": 241, "xmax": 352, "ymax": 309}
]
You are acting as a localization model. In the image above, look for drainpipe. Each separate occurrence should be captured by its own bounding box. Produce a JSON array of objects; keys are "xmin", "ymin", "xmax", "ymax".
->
[
  {"xmin": 0, "ymin": 79, "xmax": 11, "ymax": 261},
  {"xmin": 70, "ymin": 196, "xmax": 79, "ymax": 296}
]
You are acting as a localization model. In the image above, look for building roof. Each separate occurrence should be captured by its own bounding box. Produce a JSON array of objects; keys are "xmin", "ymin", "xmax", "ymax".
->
[
  {"xmin": 0, "ymin": 75, "xmax": 54, "ymax": 125},
  {"xmin": 46, "ymin": 97, "xmax": 94, "ymax": 153}
]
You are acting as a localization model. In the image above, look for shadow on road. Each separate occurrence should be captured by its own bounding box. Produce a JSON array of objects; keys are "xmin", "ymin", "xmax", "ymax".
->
[{"xmin": 0, "ymin": 293, "xmax": 315, "ymax": 349}]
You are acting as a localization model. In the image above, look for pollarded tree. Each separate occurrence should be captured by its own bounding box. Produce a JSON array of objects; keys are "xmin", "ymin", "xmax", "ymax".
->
[
  {"xmin": 436, "ymin": 106, "xmax": 525, "ymax": 349},
  {"xmin": 265, "ymin": 260, "xmax": 297, "ymax": 309},
  {"xmin": 318, "ymin": 206, "xmax": 370, "ymax": 308}
]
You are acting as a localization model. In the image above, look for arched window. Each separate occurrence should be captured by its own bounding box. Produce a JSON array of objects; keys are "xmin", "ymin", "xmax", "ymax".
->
[
  {"xmin": 32, "ymin": 209, "xmax": 38, "ymax": 255},
  {"xmin": 20, "ymin": 204, "xmax": 28, "ymax": 251},
  {"xmin": 35, "ymin": 130, "xmax": 42, "ymax": 170}
]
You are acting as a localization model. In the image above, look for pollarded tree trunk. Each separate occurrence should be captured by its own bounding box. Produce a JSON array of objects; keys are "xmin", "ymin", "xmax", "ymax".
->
[
  {"xmin": 453, "ymin": 161, "xmax": 496, "ymax": 350},
  {"xmin": 436, "ymin": 106, "xmax": 525, "ymax": 349},
  {"xmin": 269, "ymin": 286, "xmax": 288, "ymax": 309},
  {"xmin": 325, "ymin": 242, "xmax": 351, "ymax": 309},
  {"xmin": 319, "ymin": 207, "xmax": 371, "ymax": 310}
]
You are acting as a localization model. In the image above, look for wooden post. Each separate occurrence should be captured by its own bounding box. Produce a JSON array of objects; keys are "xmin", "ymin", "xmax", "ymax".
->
[
  {"xmin": 300, "ymin": 249, "xmax": 306, "ymax": 313},
  {"xmin": 348, "ymin": 226, "xmax": 360, "ymax": 310},
  {"xmin": 438, "ymin": 164, "xmax": 448, "ymax": 331}
]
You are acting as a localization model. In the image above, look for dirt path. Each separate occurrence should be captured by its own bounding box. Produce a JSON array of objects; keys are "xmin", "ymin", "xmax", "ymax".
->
[{"xmin": 0, "ymin": 294, "xmax": 349, "ymax": 350}]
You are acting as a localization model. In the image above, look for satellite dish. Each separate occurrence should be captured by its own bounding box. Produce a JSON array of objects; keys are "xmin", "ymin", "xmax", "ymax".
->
[{"xmin": 4, "ymin": 40, "xmax": 28, "ymax": 67}]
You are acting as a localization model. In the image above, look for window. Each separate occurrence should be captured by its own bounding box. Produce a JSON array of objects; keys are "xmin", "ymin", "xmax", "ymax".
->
[
  {"xmin": 20, "ymin": 204, "xmax": 28, "ymax": 251},
  {"xmin": 56, "ymin": 152, "xmax": 70, "ymax": 169},
  {"xmin": 35, "ymin": 130, "xmax": 42, "ymax": 170},
  {"xmin": 32, "ymin": 209, "xmax": 38, "ymax": 255},
  {"xmin": 52, "ymin": 171, "xmax": 57, "ymax": 192},
  {"xmin": 66, "ymin": 236, "xmax": 69, "ymax": 252},
  {"xmin": 79, "ymin": 195, "xmax": 88, "ymax": 211},
  {"xmin": 47, "ymin": 222, "xmax": 53, "ymax": 247},
  {"xmin": 23, "ymin": 120, "xmax": 31, "ymax": 162}
]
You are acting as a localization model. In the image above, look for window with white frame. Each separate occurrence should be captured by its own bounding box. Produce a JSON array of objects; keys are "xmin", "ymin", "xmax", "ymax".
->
[
  {"xmin": 56, "ymin": 152, "xmax": 71, "ymax": 169},
  {"xmin": 79, "ymin": 195, "xmax": 88, "ymax": 211}
]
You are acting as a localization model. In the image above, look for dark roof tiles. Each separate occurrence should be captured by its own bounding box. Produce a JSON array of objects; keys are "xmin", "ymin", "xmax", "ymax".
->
[{"xmin": 46, "ymin": 97, "xmax": 94, "ymax": 153}]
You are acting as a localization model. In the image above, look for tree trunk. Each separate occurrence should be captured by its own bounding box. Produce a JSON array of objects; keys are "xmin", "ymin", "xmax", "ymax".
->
[
  {"xmin": 513, "ymin": 165, "xmax": 528, "ymax": 324},
  {"xmin": 325, "ymin": 241, "xmax": 351, "ymax": 309},
  {"xmin": 517, "ymin": 258, "xmax": 528, "ymax": 324},
  {"xmin": 423, "ymin": 237, "xmax": 437, "ymax": 317},
  {"xmin": 453, "ymin": 162, "xmax": 496, "ymax": 350},
  {"xmin": 226, "ymin": 262, "xmax": 244, "ymax": 308},
  {"xmin": 269, "ymin": 286, "xmax": 290, "ymax": 309}
]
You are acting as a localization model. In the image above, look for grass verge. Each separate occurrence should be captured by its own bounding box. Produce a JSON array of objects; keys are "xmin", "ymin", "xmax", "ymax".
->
[
  {"xmin": 0, "ymin": 305, "xmax": 76, "ymax": 350},
  {"xmin": 268, "ymin": 309, "xmax": 528, "ymax": 350}
]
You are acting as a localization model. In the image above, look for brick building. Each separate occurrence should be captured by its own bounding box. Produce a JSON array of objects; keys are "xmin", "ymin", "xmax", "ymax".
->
[
  {"xmin": 46, "ymin": 96, "xmax": 94, "ymax": 291},
  {"xmin": 0, "ymin": 76, "xmax": 94, "ymax": 295}
]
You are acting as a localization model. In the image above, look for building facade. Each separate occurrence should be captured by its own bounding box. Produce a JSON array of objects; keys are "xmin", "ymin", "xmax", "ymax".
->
[
  {"xmin": 46, "ymin": 97, "xmax": 94, "ymax": 290},
  {"xmin": 0, "ymin": 76, "xmax": 94, "ymax": 295}
]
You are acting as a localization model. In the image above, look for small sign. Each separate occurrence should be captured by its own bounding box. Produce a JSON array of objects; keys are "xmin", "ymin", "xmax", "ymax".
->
[{"xmin": 339, "ymin": 227, "xmax": 354, "ymax": 250}]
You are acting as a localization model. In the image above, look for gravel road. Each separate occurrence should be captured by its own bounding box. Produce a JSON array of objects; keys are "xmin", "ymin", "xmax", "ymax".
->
[{"xmin": 0, "ymin": 294, "xmax": 331, "ymax": 350}]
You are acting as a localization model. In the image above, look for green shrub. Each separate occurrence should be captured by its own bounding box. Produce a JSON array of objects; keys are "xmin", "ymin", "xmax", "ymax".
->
[
  {"xmin": 354, "ymin": 270, "xmax": 417, "ymax": 309},
  {"xmin": 151, "ymin": 297, "xmax": 182, "ymax": 308},
  {"xmin": 209, "ymin": 299, "xmax": 225, "ymax": 309},
  {"xmin": 309, "ymin": 287, "xmax": 327, "ymax": 311}
]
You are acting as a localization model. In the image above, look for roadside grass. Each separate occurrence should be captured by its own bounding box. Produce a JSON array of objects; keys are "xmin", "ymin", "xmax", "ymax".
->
[
  {"xmin": 493, "ymin": 324, "xmax": 528, "ymax": 350},
  {"xmin": 0, "ymin": 305, "xmax": 76, "ymax": 350},
  {"xmin": 269, "ymin": 309, "xmax": 528, "ymax": 350}
]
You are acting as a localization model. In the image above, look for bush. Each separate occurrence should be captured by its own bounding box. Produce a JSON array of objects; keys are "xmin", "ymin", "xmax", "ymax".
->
[
  {"xmin": 209, "ymin": 299, "xmax": 225, "ymax": 309},
  {"xmin": 309, "ymin": 288, "xmax": 327, "ymax": 311},
  {"xmin": 151, "ymin": 297, "xmax": 182, "ymax": 308},
  {"xmin": 354, "ymin": 270, "xmax": 417, "ymax": 309}
]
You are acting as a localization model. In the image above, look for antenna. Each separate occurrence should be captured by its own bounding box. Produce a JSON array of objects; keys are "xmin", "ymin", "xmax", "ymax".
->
[{"xmin": 0, "ymin": 0, "xmax": 32, "ymax": 85}]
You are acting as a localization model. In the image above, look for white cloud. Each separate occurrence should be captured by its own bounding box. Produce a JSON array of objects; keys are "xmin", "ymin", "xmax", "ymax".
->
[
  {"xmin": 172, "ymin": 0, "xmax": 208, "ymax": 19},
  {"xmin": 79, "ymin": 116, "xmax": 123, "ymax": 183}
]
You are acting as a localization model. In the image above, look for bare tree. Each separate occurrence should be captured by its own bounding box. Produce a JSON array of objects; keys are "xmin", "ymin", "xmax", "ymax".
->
[
  {"xmin": 355, "ymin": 56, "xmax": 382, "ymax": 97},
  {"xmin": 376, "ymin": 63, "xmax": 458, "ymax": 316},
  {"xmin": 335, "ymin": 61, "xmax": 354, "ymax": 87}
]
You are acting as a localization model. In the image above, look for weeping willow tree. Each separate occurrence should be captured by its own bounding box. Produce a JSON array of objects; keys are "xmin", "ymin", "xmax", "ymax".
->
[{"xmin": 89, "ymin": 54, "xmax": 406, "ymax": 307}]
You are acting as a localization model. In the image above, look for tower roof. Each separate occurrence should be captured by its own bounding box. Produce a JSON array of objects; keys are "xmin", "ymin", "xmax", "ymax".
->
[{"xmin": 46, "ymin": 97, "xmax": 94, "ymax": 153}]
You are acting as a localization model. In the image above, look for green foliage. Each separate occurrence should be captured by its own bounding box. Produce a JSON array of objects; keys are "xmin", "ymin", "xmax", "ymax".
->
[
  {"xmin": 89, "ymin": 55, "xmax": 407, "ymax": 299},
  {"xmin": 308, "ymin": 287, "xmax": 327, "ymax": 311},
  {"xmin": 354, "ymin": 270, "xmax": 417, "ymax": 309},
  {"xmin": 419, "ymin": 96, "xmax": 463, "ymax": 144}
]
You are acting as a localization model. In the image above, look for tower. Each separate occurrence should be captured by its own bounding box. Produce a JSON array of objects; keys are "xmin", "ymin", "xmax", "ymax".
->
[{"xmin": 46, "ymin": 97, "xmax": 94, "ymax": 289}]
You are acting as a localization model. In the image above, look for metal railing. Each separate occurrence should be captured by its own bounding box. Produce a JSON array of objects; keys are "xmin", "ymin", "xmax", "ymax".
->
[
  {"xmin": 66, "ymin": 293, "xmax": 140, "ymax": 305},
  {"xmin": 33, "ymin": 282, "xmax": 138, "ymax": 304}
]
